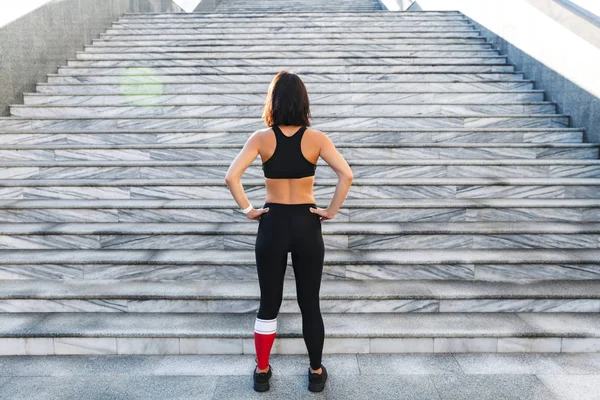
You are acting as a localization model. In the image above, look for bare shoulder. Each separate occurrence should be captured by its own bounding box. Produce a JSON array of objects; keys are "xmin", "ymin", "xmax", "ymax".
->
[
  {"xmin": 305, "ymin": 127, "xmax": 328, "ymax": 143},
  {"xmin": 248, "ymin": 128, "xmax": 271, "ymax": 142}
]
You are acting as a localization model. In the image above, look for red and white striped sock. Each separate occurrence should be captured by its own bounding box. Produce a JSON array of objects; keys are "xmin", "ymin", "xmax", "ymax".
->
[{"xmin": 254, "ymin": 316, "xmax": 277, "ymax": 370}]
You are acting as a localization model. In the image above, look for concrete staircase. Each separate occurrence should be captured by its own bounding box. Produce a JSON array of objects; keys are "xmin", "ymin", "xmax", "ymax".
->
[
  {"xmin": 1, "ymin": 1, "xmax": 600, "ymax": 356},
  {"xmin": 213, "ymin": 0, "xmax": 383, "ymax": 12}
]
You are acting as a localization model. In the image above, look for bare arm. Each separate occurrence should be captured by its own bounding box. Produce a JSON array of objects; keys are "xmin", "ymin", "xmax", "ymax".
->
[
  {"xmin": 314, "ymin": 131, "xmax": 353, "ymax": 219},
  {"xmin": 224, "ymin": 131, "xmax": 269, "ymax": 220}
]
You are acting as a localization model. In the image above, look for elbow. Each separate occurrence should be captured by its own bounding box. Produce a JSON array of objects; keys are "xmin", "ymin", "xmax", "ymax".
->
[
  {"xmin": 341, "ymin": 171, "xmax": 353, "ymax": 183},
  {"xmin": 225, "ymin": 174, "xmax": 237, "ymax": 185}
]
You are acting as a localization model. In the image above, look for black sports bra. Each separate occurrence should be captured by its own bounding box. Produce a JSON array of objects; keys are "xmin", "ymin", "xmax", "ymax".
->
[{"xmin": 262, "ymin": 125, "xmax": 317, "ymax": 179}]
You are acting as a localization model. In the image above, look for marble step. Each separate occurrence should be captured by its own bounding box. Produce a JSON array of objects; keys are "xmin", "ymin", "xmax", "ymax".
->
[
  {"xmin": 121, "ymin": 11, "xmax": 462, "ymax": 17},
  {"xmin": 0, "ymin": 177, "xmax": 598, "ymax": 200},
  {"xmin": 111, "ymin": 18, "xmax": 471, "ymax": 26},
  {"xmin": 2, "ymin": 279, "xmax": 600, "ymax": 314},
  {"xmin": 74, "ymin": 51, "xmax": 502, "ymax": 60},
  {"xmin": 22, "ymin": 92, "xmax": 545, "ymax": 106},
  {"xmin": 1, "ymin": 159, "xmax": 600, "ymax": 180},
  {"xmin": 63, "ymin": 57, "xmax": 510, "ymax": 68},
  {"xmin": 0, "ymin": 198, "xmax": 599, "ymax": 223},
  {"xmin": 74, "ymin": 48, "xmax": 500, "ymax": 59},
  {"xmin": 1, "ymin": 312, "xmax": 599, "ymax": 355},
  {"xmin": 0, "ymin": 129, "xmax": 583, "ymax": 145},
  {"xmin": 9, "ymin": 104, "xmax": 558, "ymax": 118},
  {"xmin": 102, "ymin": 30, "xmax": 484, "ymax": 39},
  {"xmin": 2, "ymin": 142, "xmax": 596, "ymax": 161},
  {"xmin": 108, "ymin": 24, "xmax": 475, "ymax": 31},
  {"xmin": 1, "ymin": 248, "xmax": 599, "ymax": 281},
  {"xmin": 109, "ymin": 23, "xmax": 473, "ymax": 31},
  {"xmin": 38, "ymin": 79, "xmax": 534, "ymax": 92},
  {"xmin": 89, "ymin": 41, "xmax": 494, "ymax": 50},
  {"xmin": 0, "ymin": 115, "xmax": 570, "ymax": 132},
  {"xmin": 53, "ymin": 65, "xmax": 516, "ymax": 76},
  {"xmin": 0, "ymin": 221, "xmax": 598, "ymax": 250},
  {"xmin": 98, "ymin": 35, "xmax": 488, "ymax": 44},
  {"xmin": 44, "ymin": 72, "xmax": 528, "ymax": 84}
]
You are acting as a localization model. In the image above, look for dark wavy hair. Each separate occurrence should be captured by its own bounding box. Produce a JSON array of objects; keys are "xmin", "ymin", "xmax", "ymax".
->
[{"xmin": 262, "ymin": 70, "xmax": 312, "ymax": 127}]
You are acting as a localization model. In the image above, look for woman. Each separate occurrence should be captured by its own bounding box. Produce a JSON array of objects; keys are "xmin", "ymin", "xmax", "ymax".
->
[{"xmin": 224, "ymin": 70, "xmax": 353, "ymax": 393}]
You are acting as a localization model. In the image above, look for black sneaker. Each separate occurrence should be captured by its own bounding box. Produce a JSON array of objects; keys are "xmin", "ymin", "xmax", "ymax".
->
[
  {"xmin": 253, "ymin": 359, "xmax": 273, "ymax": 392},
  {"xmin": 308, "ymin": 364, "xmax": 327, "ymax": 392}
]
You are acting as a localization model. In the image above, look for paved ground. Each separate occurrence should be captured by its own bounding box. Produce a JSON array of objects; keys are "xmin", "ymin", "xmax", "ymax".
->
[{"xmin": 0, "ymin": 353, "xmax": 599, "ymax": 399}]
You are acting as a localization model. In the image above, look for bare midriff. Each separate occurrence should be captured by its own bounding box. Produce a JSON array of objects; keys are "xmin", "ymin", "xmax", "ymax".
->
[{"xmin": 264, "ymin": 176, "xmax": 316, "ymax": 204}]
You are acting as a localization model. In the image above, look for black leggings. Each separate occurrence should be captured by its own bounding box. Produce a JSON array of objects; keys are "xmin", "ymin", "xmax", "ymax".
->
[{"xmin": 255, "ymin": 202, "xmax": 325, "ymax": 370}]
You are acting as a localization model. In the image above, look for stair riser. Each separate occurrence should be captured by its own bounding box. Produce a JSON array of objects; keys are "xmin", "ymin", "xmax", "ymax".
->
[
  {"xmin": 98, "ymin": 36, "xmax": 487, "ymax": 44},
  {"xmin": 73, "ymin": 51, "xmax": 500, "ymax": 60},
  {"xmin": 2, "ymin": 147, "xmax": 595, "ymax": 161},
  {"xmin": 0, "ymin": 233, "xmax": 597, "ymax": 250},
  {"xmin": 101, "ymin": 29, "xmax": 481, "ymax": 38},
  {"xmin": 0, "ymin": 131, "xmax": 582, "ymax": 146},
  {"xmin": 2, "ymin": 336, "xmax": 599, "ymax": 356},
  {"xmin": 36, "ymin": 82, "xmax": 535, "ymax": 94},
  {"xmin": 9, "ymin": 104, "xmax": 557, "ymax": 118},
  {"xmin": 66, "ymin": 57, "xmax": 506, "ymax": 65},
  {"xmin": 0, "ymin": 184, "xmax": 598, "ymax": 200},
  {"xmin": 54, "ymin": 66, "xmax": 516, "ymax": 76},
  {"xmin": 0, "ymin": 207, "xmax": 598, "ymax": 223},
  {"xmin": 121, "ymin": 12, "xmax": 461, "ymax": 18},
  {"xmin": 1, "ymin": 299, "xmax": 598, "ymax": 313},
  {"xmin": 1, "ymin": 165, "xmax": 599, "ymax": 180},
  {"xmin": 0, "ymin": 116, "xmax": 569, "ymax": 133},
  {"xmin": 110, "ymin": 23, "xmax": 474, "ymax": 29},
  {"xmin": 23, "ymin": 93, "xmax": 545, "ymax": 106},
  {"xmin": 90, "ymin": 42, "xmax": 492, "ymax": 50},
  {"xmin": 1, "ymin": 263, "xmax": 600, "ymax": 281},
  {"xmin": 44, "ymin": 73, "xmax": 528, "ymax": 85}
]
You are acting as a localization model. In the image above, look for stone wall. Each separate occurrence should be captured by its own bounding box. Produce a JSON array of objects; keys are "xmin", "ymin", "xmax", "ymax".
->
[{"xmin": 0, "ymin": 0, "xmax": 184, "ymax": 116}]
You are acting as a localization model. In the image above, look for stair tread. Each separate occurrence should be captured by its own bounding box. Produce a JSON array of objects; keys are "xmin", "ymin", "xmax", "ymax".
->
[
  {"xmin": 1, "ymin": 221, "xmax": 599, "ymax": 235},
  {"xmin": 3, "ymin": 143, "xmax": 598, "ymax": 149},
  {"xmin": 0, "ymin": 248, "xmax": 598, "ymax": 264},
  {"xmin": 1, "ymin": 159, "xmax": 598, "ymax": 166},
  {"xmin": 1, "ymin": 312, "xmax": 599, "ymax": 338},
  {"xmin": 1, "ymin": 198, "xmax": 598, "ymax": 208},
  {"xmin": 1, "ymin": 177, "xmax": 599, "ymax": 186},
  {"xmin": 2, "ymin": 279, "xmax": 600, "ymax": 299}
]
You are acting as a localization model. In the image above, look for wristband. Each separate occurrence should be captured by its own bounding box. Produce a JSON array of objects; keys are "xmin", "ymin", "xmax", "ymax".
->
[{"xmin": 241, "ymin": 204, "xmax": 253, "ymax": 214}]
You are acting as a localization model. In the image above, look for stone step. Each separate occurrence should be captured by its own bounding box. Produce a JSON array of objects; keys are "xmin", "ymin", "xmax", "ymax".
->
[
  {"xmin": 1, "ymin": 248, "xmax": 599, "ymax": 281},
  {"xmin": 0, "ymin": 115, "xmax": 570, "ymax": 132},
  {"xmin": 2, "ymin": 142, "xmax": 596, "ymax": 161},
  {"xmin": 53, "ymin": 65, "xmax": 516, "ymax": 76},
  {"xmin": 44, "ymin": 72, "xmax": 528, "ymax": 84},
  {"xmin": 1, "ymin": 159, "xmax": 600, "ymax": 180},
  {"xmin": 0, "ymin": 312, "xmax": 599, "ymax": 355},
  {"xmin": 98, "ymin": 35, "xmax": 488, "ymax": 44},
  {"xmin": 103, "ymin": 30, "xmax": 484, "ymax": 39},
  {"xmin": 121, "ymin": 11, "xmax": 462, "ymax": 17},
  {"xmin": 214, "ymin": 6, "xmax": 382, "ymax": 11},
  {"xmin": 0, "ymin": 198, "xmax": 599, "ymax": 223},
  {"xmin": 0, "ymin": 177, "xmax": 598, "ymax": 200},
  {"xmin": 9, "ymin": 104, "xmax": 558, "ymax": 118},
  {"xmin": 0, "ymin": 221, "xmax": 598, "ymax": 250},
  {"xmin": 64, "ymin": 57, "xmax": 510, "ymax": 67},
  {"xmin": 37, "ymin": 80, "xmax": 534, "ymax": 93},
  {"xmin": 74, "ymin": 51, "xmax": 502, "ymax": 60},
  {"xmin": 89, "ymin": 41, "xmax": 494, "ymax": 50},
  {"xmin": 110, "ymin": 20, "xmax": 473, "ymax": 27},
  {"xmin": 22, "ymin": 92, "xmax": 545, "ymax": 106},
  {"xmin": 108, "ymin": 24, "xmax": 475, "ymax": 32},
  {"xmin": 1, "ymin": 279, "xmax": 599, "ymax": 313},
  {"xmin": 0, "ymin": 129, "xmax": 583, "ymax": 145}
]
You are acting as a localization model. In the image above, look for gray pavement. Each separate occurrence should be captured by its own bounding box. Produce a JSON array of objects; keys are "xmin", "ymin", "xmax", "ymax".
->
[{"xmin": 0, "ymin": 353, "xmax": 599, "ymax": 399}]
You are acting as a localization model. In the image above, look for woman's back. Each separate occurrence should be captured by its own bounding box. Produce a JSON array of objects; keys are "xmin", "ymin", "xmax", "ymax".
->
[{"xmin": 259, "ymin": 125, "xmax": 322, "ymax": 204}]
